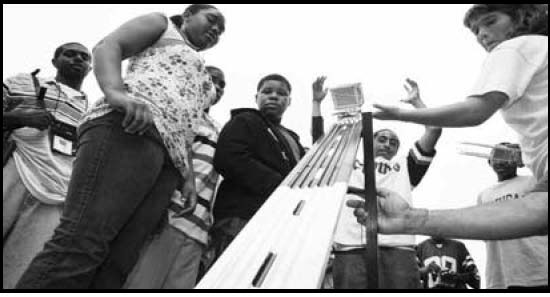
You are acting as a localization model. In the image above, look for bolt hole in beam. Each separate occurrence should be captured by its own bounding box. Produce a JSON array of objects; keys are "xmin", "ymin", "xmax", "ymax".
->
[
  {"xmin": 293, "ymin": 200, "xmax": 306, "ymax": 216},
  {"xmin": 252, "ymin": 252, "xmax": 277, "ymax": 288}
]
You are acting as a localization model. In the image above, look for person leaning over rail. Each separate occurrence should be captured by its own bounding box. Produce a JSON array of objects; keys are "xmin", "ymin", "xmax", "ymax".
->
[
  {"xmin": 364, "ymin": 4, "xmax": 548, "ymax": 241},
  {"xmin": 311, "ymin": 77, "xmax": 442, "ymax": 289},
  {"xmin": 16, "ymin": 4, "xmax": 225, "ymax": 289},
  {"xmin": 118, "ymin": 66, "xmax": 226, "ymax": 289}
]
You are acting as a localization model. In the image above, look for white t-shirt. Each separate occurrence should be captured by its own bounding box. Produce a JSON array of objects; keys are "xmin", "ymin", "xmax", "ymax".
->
[
  {"xmin": 470, "ymin": 35, "xmax": 548, "ymax": 181},
  {"xmin": 334, "ymin": 142, "xmax": 435, "ymax": 249},
  {"xmin": 478, "ymin": 176, "xmax": 548, "ymax": 289}
]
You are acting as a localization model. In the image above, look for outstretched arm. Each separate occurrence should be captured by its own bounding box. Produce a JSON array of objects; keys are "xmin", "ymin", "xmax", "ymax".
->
[
  {"xmin": 411, "ymin": 192, "xmax": 548, "ymax": 240},
  {"xmin": 374, "ymin": 91, "xmax": 507, "ymax": 128},
  {"xmin": 348, "ymin": 187, "xmax": 548, "ymax": 241}
]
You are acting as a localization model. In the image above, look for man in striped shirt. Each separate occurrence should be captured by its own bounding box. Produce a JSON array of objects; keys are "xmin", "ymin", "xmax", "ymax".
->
[
  {"xmin": 122, "ymin": 66, "xmax": 226, "ymax": 289},
  {"xmin": 3, "ymin": 42, "xmax": 91, "ymax": 289}
]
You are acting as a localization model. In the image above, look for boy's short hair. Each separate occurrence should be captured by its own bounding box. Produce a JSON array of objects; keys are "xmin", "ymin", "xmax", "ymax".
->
[
  {"xmin": 464, "ymin": 4, "xmax": 548, "ymax": 37},
  {"xmin": 53, "ymin": 42, "xmax": 87, "ymax": 60},
  {"xmin": 257, "ymin": 74, "xmax": 292, "ymax": 93}
]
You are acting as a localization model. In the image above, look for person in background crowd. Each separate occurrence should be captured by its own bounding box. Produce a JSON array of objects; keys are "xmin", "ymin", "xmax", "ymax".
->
[
  {"xmin": 122, "ymin": 66, "xmax": 226, "ymax": 289},
  {"xmin": 3, "ymin": 42, "xmax": 91, "ymax": 289},
  {"xmin": 211, "ymin": 74, "xmax": 307, "ymax": 262},
  {"xmin": 417, "ymin": 237, "xmax": 481, "ymax": 289},
  {"xmin": 16, "ymin": 4, "xmax": 225, "ymax": 289},
  {"xmin": 477, "ymin": 143, "xmax": 548, "ymax": 289},
  {"xmin": 311, "ymin": 76, "xmax": 442, "ymax": 289}
]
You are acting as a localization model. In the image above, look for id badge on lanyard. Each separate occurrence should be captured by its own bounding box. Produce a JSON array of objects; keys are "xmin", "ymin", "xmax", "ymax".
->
[
  {"xmin": 49, "ymin": 120, "xmax": 78, "ymax": 156},
  {"xmin": 31, "ymin": 70, "xmax": 78, "ymax": 157}
]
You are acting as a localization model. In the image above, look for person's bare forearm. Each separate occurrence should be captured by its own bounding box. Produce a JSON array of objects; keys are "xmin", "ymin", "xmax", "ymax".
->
[
  {"xmin": 418, "ymin": 126, "xmax": 442, "ymax": 153},
  {"xmin": 399, "ymin": 101, "xmax": 486, "ymax": 127},
  {"xmin": 93, "ymin": 13, "xmax": 166, "ymax": 101},
  {"xmin": 410, "ymin": 98, "xmax": 443, "ymax": 151},
  {"xmin": 312, "ymin": 102, "xmax": 322, "ymax": 117},
  {"xmin": 93, "ymin": 40, "xmax": 126, "ymax": 99},
  {"xmin": 399, "ymin": 95, "xmax": 505, "ymax": 128},
  {"xmin": 402, "ymin": 192, "xmax": 548, "ymax": 240}
]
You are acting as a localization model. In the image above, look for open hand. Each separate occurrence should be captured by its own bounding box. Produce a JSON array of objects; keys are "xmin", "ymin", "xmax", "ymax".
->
[
  {"xmin": 312, "ymin": 76, "xmax": 328, "ymax": 103},
  {"xmin": 400, "ymin": 78, "xmax": 426, "ymax": 109},
  {"xmin": 108, "ymin": 92, "xmax": 154, "ymax": 135}
]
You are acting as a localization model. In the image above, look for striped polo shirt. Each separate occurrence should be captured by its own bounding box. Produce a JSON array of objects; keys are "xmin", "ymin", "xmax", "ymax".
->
[{"xmin": 168, "ymin": 113, "xmax": 221, "ymax": 245}]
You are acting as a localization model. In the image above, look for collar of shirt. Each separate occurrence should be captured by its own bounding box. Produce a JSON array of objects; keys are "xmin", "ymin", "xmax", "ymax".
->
[{"xmin": 43, "ymin": 77, "xmax": 86, "ymax": 99}]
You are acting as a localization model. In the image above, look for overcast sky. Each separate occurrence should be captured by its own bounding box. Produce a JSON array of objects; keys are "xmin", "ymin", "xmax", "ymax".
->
[{"xmin": 4, "ymin": 4, "xmax": 535, "ymax": 289}]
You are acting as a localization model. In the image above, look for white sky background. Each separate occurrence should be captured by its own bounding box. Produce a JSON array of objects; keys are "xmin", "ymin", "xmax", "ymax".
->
[{"xmin": 4, "ymin": 4, "xmax": 535, "ymax": 289}]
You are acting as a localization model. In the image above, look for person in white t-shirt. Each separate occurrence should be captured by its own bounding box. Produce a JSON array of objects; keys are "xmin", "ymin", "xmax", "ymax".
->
[
  {"xmin": 311, "ymin": 77, "xmax": 442, "ymax": 289},
  {"xmin": 478, "ymin": 143, "xmax": 548, "ymax": 289},
  {"xmin": 350, "ymin": 4, "xmax": 548, "ymax": 240},
  {"xmin": 3, "ymin": 43, "xmax": 91, "ymax": 289}
]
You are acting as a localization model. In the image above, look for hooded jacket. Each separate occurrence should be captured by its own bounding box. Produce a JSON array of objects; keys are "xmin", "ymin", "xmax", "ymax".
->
[{"xmin": 213, "ymin": 108, "xmax": 306, "ymax": 221}]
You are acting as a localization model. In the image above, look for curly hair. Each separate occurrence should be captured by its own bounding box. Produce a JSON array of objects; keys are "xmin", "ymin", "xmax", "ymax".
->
[{"xmin": 464, "ymin": 4, "xmax": 548, "ymax": 37}]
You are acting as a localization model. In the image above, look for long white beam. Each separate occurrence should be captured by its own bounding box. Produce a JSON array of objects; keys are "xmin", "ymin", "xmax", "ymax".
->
[{"xmin": 196, "ymin": 118, "xmax": 362, "ymax": 289}]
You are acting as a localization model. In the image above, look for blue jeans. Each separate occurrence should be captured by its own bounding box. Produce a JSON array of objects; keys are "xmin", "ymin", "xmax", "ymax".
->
[{"xmin": 16, "ymin": 112, "xmax": 181, "ymax": 289}]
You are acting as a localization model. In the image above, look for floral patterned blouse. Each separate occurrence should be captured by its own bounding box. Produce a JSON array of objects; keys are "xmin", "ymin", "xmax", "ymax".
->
[{"xmin": 84, "ymin": 14, "xmax": 216, "ymax": 178}]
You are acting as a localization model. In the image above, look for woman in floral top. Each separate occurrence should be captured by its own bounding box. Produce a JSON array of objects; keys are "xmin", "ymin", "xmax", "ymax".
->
[{"xmin": 16, "ymin": 4, "xmax": 226, "ymax": 289}]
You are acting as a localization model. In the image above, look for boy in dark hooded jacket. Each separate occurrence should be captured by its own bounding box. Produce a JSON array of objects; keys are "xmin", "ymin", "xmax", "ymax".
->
[{"xmin": 211, "ymin": 74, "xmax": 307, "ymax": 259}]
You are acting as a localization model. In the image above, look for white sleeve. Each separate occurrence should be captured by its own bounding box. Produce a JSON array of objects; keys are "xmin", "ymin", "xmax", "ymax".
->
[{"xmin": 470, "ymin": 37, "xmax": 547, "ymax": 109}]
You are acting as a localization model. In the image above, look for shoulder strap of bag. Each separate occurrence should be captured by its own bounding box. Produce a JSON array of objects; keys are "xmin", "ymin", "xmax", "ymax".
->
[{"xmin": 31, "ymin": 69, "xmax": 48, "ymax": 109}]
